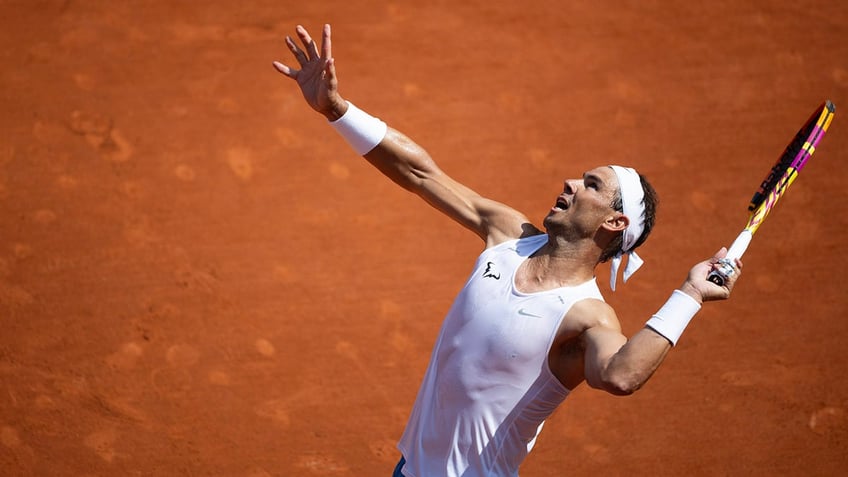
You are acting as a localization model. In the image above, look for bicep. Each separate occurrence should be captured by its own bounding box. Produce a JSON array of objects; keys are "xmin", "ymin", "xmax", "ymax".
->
[
  {"xmin": 582, "ymin": 325, "xmax": 628, "ymax": 390},
  {"xmin": 578, "ymin": 301, "xmax": 673, "ymax": 395},
  {"xmin": 567, "ymin": 300, "xmax": 627, "ymax": 391}
]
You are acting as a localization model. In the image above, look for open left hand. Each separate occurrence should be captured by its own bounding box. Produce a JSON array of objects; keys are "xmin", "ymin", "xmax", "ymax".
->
[{"xmin": 273, "ymin": 24, "xmax": 347, "ymax": 121}]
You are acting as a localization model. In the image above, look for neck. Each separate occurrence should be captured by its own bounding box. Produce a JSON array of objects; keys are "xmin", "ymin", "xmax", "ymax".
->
[{"xmin": 515, "ymin": 234, "xmax": 599, "ymax": 292}]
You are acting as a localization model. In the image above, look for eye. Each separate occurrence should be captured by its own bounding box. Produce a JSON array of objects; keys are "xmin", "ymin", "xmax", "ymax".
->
[{"xmin": 585, "ymin": 179, "xmax": 598, "ymax": 190}]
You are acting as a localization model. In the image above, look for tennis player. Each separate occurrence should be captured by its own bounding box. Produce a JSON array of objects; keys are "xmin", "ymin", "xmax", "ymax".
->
[{"xmin": 273, "ymin": 24, "xmax": 742, "ymax": 477}]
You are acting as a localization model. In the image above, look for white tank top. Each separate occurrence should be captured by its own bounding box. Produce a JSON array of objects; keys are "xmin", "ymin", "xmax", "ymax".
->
[{"xmin": 398, "ymin": 234, "xmax": 604, "ymax": 477}]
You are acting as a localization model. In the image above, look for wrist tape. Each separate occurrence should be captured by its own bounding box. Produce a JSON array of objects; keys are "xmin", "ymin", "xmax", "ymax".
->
[
  {"xmin": 645, "ymin": 290, "xmax": 701, "ymax": 346},
  {"xmin": 329, "ymin": 101, "xmax": 387, "ymax": 155}
]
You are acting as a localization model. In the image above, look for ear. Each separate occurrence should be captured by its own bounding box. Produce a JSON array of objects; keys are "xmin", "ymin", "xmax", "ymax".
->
[{"xmin": 601, "ymin": 212, "xmax": 629, "ymax": 233}]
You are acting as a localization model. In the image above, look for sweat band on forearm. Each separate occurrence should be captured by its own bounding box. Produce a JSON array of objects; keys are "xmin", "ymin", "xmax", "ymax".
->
[
  {"xmin": 329, "ymin": 101, "xmax": 387, "ymax": 156},
  {"xmin": 645, "ymin": 290, "xmax": 701, "ymax": 346}
]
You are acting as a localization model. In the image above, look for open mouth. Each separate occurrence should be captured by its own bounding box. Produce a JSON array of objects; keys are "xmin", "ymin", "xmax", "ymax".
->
[{"xmin": 552, "ymin": 196, "xmax": 569, "ymax": 212}]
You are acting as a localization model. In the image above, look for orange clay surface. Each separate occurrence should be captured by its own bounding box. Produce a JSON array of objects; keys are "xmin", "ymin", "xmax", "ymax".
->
[{"xmin": 1, "ymin": 1, "xmax": 847, "ymax": 476}]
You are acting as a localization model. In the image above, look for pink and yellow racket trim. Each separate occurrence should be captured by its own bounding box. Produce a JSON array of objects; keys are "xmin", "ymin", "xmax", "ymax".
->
[
  {"xmin": 745, "ymin": 100, "xmax": 835, "ymax": 235},
  {"xmin": 708, "ymin": 100, "xmax": 835, "ymax": 286}
]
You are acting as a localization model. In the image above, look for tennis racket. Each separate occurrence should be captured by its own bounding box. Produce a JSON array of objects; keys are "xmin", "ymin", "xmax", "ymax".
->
[{"xmin": 707, "ymin": 100, "xmax": 836, "ymax": 286}]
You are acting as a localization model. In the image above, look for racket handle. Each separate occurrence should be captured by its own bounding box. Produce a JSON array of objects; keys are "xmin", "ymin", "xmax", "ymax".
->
[
  {"xmin": 726, "ymin": 230, "xmax": 752, "ymax": 261},
  {"xmin": 707, "ymin": 230, "xmax": 752, "ymax": 286}
]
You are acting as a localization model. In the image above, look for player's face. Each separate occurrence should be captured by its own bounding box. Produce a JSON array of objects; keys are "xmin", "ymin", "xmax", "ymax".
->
[{"xmin": 544, "ymin": 166, "xmax": 621, "ymax": 234}]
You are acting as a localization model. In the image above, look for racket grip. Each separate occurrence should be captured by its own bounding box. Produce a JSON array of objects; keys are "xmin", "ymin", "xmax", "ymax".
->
[
  {"xmin": 726, "ymin": 230, "xmax": 752, "ymax": 261},
  {"xmin": 707, "ymin": 230, "xmax": 751, "ymax": 286}
]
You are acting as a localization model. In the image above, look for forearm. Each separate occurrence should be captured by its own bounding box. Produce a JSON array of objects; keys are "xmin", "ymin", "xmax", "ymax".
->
[
  {"xmin": 600, "ymin": 327, "xmax": 672, "ymax": 395},
  {"xmin": 364, "ymin": 129, "xmax": 442, "ymax": 192},
  {"xmin": 328, "ymin": 101, "xmax": 445, "ymax": 193}
]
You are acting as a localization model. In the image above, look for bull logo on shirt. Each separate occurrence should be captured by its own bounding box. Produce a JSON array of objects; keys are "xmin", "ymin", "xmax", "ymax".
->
[{"xmin": 482, "ymin": 261, "xmax": 501, "ymax": 280}]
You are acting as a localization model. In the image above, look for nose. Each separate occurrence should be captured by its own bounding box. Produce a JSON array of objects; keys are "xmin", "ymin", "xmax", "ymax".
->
[{"xmin": 563, "ymin": 179, "xmax": 581, "ymax": 194}]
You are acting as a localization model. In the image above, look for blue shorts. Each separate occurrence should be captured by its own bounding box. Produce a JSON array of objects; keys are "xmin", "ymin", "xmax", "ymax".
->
[{"xmin": 392, "ymin": 456, "xmax": 406, "ymax": 477}]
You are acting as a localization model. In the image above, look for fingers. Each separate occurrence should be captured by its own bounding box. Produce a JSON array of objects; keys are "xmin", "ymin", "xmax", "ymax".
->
[
  {"xmin": 711, "ymin": 256, "xmax": 743, "ymax": 291},
  {"xmin": 296, "ymin": 25, "xmax": 321, "ymax": 60},
  {"xmin": 285, "ymin": 35, "xmax": 308, "ymax": 65},
  {"xmin": 272, "ymin": 60, "xmax": 296, "ymax": 79},
  {"xmin": 275, "ymin": 24, "xmax": 335, "ymax": 83},
  {"xmin": 283, "ymin": 25, "xmax": 330, "ymax": 66},
  {"xmin": 732, "ymin": 255, "xmax": 743, "ymax": 270},
  {"xmin": 709, "ymin": 247, "xmax": 742, "ymax": 281},
  {"xmin": 321, "ymin": 24, "xmax": 332, "ymax": 60}
]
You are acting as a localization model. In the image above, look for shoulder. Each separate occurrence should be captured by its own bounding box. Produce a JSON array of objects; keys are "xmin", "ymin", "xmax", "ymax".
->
[
  {"xmin": 564, "ymin": 298, "xmax": 622, "ymax": 335},
  {"xmin": 482, "ymin": 210, "xmax": 544, "ymax": 248}
]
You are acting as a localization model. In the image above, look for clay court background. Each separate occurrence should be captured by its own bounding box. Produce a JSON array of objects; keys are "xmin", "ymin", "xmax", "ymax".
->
[{"xmin": 1, "ymin": 1, "xmax": 847, "ymax": 475}]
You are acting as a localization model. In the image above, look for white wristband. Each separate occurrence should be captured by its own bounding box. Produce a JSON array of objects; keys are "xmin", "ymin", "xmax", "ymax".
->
[
  {"xmin": 645, "ymin": 290, "xmax": 701, "ymax": 346},
  {"xmin": 329, "ymin": 101, "xmax": 387, "ymax": 156}
]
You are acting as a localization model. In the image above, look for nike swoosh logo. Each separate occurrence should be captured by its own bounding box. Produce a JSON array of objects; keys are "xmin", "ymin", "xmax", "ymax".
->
[{"xmin": 517, "ymin": 308, "xmax": 544, "ymax": 319}]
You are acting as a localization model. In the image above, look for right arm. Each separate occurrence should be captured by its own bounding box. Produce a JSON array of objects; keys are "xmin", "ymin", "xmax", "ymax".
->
[
  {"xmin": 272, "ymin": 24, "xmax": 536, "ymax": 246},
  {"xmin": 578, "ymin": 250, "xmax": 743, "ymax": 395}
]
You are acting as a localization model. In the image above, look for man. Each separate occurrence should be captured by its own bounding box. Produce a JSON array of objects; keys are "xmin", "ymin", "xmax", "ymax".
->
[{"xmin": 273, "ymin": 24, "xmax": 742, "ymax": 477}]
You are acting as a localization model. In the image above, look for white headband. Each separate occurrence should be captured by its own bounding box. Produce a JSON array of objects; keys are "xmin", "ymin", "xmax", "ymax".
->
[{"xmin": 608, "ymin": 165, "xmax": 646, "ymax": 291}]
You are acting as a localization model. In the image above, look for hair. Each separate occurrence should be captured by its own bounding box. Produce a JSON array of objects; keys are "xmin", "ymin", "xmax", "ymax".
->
[{"xmin": 598, "ymin": 173, "xmax": 658, "ymax": 263}]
